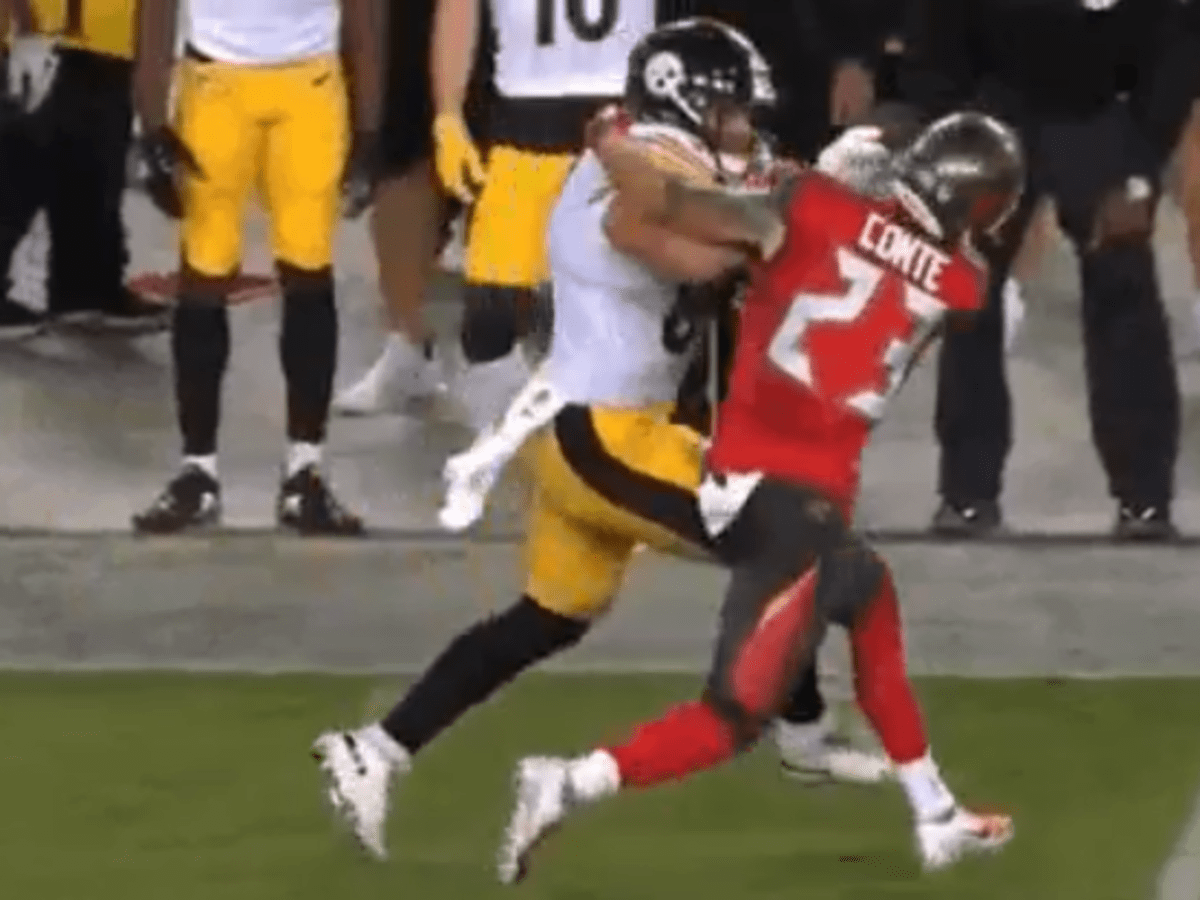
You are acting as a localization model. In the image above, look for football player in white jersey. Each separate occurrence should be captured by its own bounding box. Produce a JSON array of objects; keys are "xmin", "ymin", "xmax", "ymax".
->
[
  {"xmin": 312, "ymin": 20, "xmax": 890, "ymax": 862},
  {"xmin": 131, "ymin": 0, "xmax": 381, "ymax": 534}
]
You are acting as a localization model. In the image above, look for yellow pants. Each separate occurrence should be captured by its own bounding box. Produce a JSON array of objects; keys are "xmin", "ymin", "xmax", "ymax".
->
[
  {"xmin": 463, "ymin": 144, "xmax": 575, "ymax": 286},
  {"xmin": 174, "ymin": 53, "xmax": 348, "ymax": 275},
  {"xmin": 523, "ymin": 404, "xmax": 711, "ymax": 619}
]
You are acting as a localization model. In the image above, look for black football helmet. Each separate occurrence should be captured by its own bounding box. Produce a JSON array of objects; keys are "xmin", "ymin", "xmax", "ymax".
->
[
  {"xmin": 892, "ymin": 111, "xmax": 1026, "ymax": 244},
  {"xmin": 625, "ymin": 18, "xmax": 756, "ymax": 138}
]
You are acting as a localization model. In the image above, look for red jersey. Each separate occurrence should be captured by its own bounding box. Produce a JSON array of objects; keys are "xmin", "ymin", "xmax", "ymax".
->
[{"xmin": 707, "ymin": 172, "xmax": 986, "ymax": 508}]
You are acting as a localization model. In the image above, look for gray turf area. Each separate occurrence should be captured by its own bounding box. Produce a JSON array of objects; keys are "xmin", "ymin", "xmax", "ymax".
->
[{"xmin": 0, "ymin": 535, "xmax": 1194, "ymax": 677}]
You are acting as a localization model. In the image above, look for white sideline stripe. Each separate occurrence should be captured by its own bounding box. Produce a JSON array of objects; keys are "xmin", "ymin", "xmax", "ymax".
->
[{"xmin": 1157, "ymin": 782, "xmax": 1200, "ymax": 900}]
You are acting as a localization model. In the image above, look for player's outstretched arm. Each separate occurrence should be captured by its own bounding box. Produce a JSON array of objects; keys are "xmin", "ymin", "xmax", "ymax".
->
[
  {"xmin": 590, "ymin": 115, "xmax": 789, "ymax": 257},
  {"xmin": 133, "ymin": 0, "xmax": 180, "ymax": 131},
  {"xmin": 341, "ymin": 0, "xmax": 385, "ymax": 134}
]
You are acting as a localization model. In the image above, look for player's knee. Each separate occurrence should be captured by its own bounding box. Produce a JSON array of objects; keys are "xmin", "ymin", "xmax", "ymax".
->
[
  {"xmin": 181, "ymin": 234, "xmax": 242, "ymax": 284},
  {"xmin": 273, "ymin": 214, "xmax": 337, "ymax": 276},
  {"xmin": 469, "ymin": 595, "xmax": 589, "ymax": 675},
  {"xmin": 460, "ymin": 284, "xmax": 524, "ymax": 363}
]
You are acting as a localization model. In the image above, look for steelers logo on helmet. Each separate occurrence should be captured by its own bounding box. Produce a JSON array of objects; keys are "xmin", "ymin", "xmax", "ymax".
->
[
  {"xmin": 625, "ymin": 19, "xmax": 755, "ymax": 133},
  {"xmin": 643, "ymin": 50, "xmax": 686, "ymax": 103}
]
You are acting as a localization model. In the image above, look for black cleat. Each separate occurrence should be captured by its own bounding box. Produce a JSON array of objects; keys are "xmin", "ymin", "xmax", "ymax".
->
[
  {"xmin": 1113, "ymin": 503, "xmax": 1177, "ymax": 542},
  {"xmin": 930, "ymin": 498, "xmax": 1003, "ymax": 537},
  {"xmin": 53, "ymin": 290, "xmax": 169, "ymax": 334},
  {"xmin": 277, "ymin": 465, "xmax": 364, "ymax": 536},
  {"xmin": 132, "ymin": 466, "xmax": 221, "ymax": 534}
]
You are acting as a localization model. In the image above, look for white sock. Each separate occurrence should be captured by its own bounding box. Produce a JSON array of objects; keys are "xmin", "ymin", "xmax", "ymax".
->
[
  {"xmin": 359, "ymin": 722, "xmax": 412, "ymax": 771},
  {"xmin": 383, "ymin": 332, "xmax": 429, "ymax": 373},
  {"xmin": 457, "ymin": 350, "xmax": 532, "ymax": 433},
  {"xmin": 896, "ymin": 752, "xmax": 956, "ymax": 822},
  {"xmin": 285, "ymin": 442, "xmax": 322, "ymax": 477},
  {"xmin": 567, "ymin": 750, "xmax": 621, "ymax": 802},
  {"xmin": 183, "ymin": 454, "xmax": 217, "ymax": 479}
]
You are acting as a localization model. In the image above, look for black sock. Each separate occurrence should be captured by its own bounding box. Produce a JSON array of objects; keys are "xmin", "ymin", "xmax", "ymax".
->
[
  {"xmin": 779, "ymin": 662, "xmax": 825, "ymax": 725},
  {"xmin": 382, "ymin": 596, "xmax": 587, "ymax": 754},
  {"xmin": 459, "ymin": 284, "xmax": 522, "ymax": 364},
  {"xmin": 172, "ymin": 297, "xmax": 230, "ymax": 457},
  {"xmin": 278, "ymin": 265, "xmax": 336, "ymax": 444}
]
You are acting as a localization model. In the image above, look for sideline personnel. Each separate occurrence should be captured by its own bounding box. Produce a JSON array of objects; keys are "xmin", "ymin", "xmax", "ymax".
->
[
  {"xmin": 0, "ymin": 0, "xmax": 165, "ymax": 334},
  {"xmin": 131, "ymin": 0, "xmax": 383, "ymax": 535},
  {"xmin": 904, "ymin": 0, "xmax": 1200, "ymax": 540}
]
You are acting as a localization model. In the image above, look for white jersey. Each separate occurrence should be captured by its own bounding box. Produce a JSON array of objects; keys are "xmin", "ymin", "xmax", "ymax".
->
[
  {"xmin": 490, "ymin": 0, "xmax": 655, "ymax": 98},
  {"xmin": 184, "ymin": 0, "xmax": 340, "ymax": 65},
  {"xmin": 542, "ymin": 124, "xmax": 719, "ymax": 408}
]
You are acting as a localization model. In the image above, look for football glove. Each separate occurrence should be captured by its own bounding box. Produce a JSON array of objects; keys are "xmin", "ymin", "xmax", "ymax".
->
[
  {"xmin": 7, "ymin": 35, "xmax": 59, "ymax": 113},
  {"xmin": 139, "ymin": 125, "xmax": 204, "ymax": 219},
  {"xmin": 341, "ymin": 129, "xmax": 381, "ymax": 218},
  {"xmin": 432, "ymin": 111, "xmax": 486, "ymax": 202}
]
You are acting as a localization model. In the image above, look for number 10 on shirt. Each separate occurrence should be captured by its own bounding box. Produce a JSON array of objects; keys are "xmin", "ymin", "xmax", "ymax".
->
[{"xmin": 537, "ymin": 0, "xmax": 620, "ymax": 45}]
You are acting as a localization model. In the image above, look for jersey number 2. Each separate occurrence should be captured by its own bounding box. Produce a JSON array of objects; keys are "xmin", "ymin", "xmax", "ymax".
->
[
  {"xmin": 766, "ymin": 247, "xmax": 942, "ymax": 421},
  {"xmin": 537, "ymin": 0, "xmax": 619, "ymax": 45}
]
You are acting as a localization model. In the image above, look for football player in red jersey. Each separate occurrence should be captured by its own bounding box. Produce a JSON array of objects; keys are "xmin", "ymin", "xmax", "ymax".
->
[{"xmin": 498, "ymin": 109, "xmax": 1026, "ymax": 880}]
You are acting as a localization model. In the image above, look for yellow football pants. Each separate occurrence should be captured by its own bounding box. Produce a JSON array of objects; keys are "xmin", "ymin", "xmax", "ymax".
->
[
  {"xmin": 174, "ymin": 53, "xmax": 348, "ymax": 275},
  {"xmin": 523, "ymin": 404, "xmax": 712, "ymax": 619},
  {"xmin": 463, "ymin": 144, "xmax": 576, "ymax": 287}
]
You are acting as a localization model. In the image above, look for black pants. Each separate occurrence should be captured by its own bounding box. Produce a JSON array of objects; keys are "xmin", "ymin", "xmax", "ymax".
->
[
  {"xmin": 705, "ymin": 477, "xmax": 882, "ymax": 738},
  {"xmin": 0, "ymin": 48, "xmax": 132, "ymax": 313},
  {"xmin": 936, "ymin": 102, "xmax": 1180, "ymax": 509}
]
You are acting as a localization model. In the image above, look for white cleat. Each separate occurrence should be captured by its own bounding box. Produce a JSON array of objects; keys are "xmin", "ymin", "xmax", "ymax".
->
[
  {"xmin": 311, "ymin": 730, "xmax": 402, "ymax": 860},
  {"xmin": 497, "ymin": 756, "xmax": 576, "ymax": 885},
  {"xmin": 774, "ymin": 719, "xmax": 893, "ymax": 785},
  {"xmin": 333, "ymin": 344, "xmax": 444, "ymax": 416},
  {"xmin": 917, "ymin": 806, "xmax": 1013, "ymax": 871}
]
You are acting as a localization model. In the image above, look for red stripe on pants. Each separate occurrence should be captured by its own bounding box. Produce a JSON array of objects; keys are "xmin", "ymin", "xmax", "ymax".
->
[{"xmin": 728, "ymin": 566, "xmax": 819, "ymax": 720}]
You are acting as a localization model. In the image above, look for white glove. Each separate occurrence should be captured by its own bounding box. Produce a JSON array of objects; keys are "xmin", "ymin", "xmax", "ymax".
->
[
  {"xmin": 815, "ymin": 126, "xmax": 892, "ymax": 194},
  {"xmin": 438, "ymin": 372, "xmax": 566, "ymax": 532},
  {"xmin": 8, "ymin": 35, "xmax": 60, "ymax": 113}
]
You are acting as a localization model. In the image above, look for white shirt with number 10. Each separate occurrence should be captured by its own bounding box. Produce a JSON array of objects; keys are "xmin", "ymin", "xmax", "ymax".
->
[{"xmin": 491, "ymin": 0, "xmax": 656, "ymax": 98}]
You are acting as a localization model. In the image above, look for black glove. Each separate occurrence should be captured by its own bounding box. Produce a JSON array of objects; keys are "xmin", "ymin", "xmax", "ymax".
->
[
  {"xmin": 341, "ymin": 129, "xmax": 381, "ymax": 218},
  {"xmin": 139, "ymin": 125, "xmax": 203, "ymax": 219}
]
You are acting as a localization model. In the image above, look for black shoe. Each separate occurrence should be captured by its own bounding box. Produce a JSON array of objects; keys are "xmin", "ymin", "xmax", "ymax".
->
[
  {"xmin": 53, "ymin": 290, "xmax": 170, "ymax": 334},
  {"xmin": 931, "ymin": 498, "xmax": 1003, "ymax": 537},
  {"xmin": 0, "ymin": 297, "xmax": 45, "ymax": 339},
  {"xmin": 132, "ymin": 466, "xmax": 222, "ymax": 534},
  {"xmin": 277, "ymin": 465, "xmax": 364, "ymax": 536},
  {"xmin": 97, "ymin": 290, "xmax": 170, "ymax": 332},
  {"xmin": 1114, "ymin": 503, "xmax": 1177, "ymax": 542}
]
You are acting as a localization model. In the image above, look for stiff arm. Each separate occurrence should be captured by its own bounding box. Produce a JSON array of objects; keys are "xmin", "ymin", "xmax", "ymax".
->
[{"xmin": 592, "ymin": 125, "xmax": 795, "ymax": 259}]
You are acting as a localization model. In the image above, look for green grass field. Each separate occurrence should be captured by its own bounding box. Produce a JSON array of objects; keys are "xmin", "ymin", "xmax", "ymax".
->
[{"xmin": 3, "ymin": 674, "xmax": 1199, "ymax": 900}]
